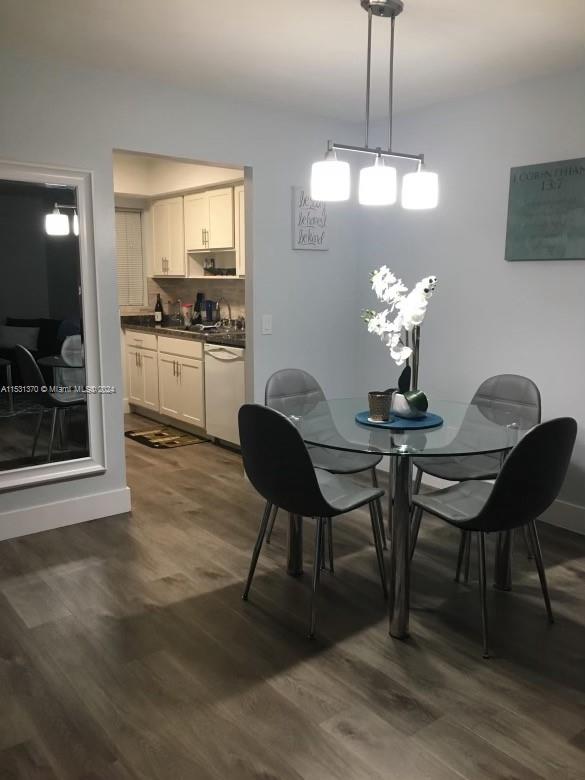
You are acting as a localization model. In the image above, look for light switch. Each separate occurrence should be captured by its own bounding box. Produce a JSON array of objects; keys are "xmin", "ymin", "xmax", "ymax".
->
[{"xmin": 262, "ymin": 314, "xmax": 273, "ymax": 335}]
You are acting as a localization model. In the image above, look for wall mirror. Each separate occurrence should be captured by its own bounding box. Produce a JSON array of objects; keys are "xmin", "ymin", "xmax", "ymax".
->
[{"xmin": 0, "ymin": 160, "xmax": 105, "ymax": 492}]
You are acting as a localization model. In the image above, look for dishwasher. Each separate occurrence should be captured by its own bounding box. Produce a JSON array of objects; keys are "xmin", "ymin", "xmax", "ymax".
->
[{"xmin": 204, "ymin": 344, "xmax": 245, "ymax": 445}]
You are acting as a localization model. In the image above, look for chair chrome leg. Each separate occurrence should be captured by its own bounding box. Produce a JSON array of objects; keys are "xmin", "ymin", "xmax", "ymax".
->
[
  {"xmin": 463, "ymin": 531, "xmax": 472, "ymax": 584},
  {"xmin": 326, "ymin": 517, "xmax": 334, "ymax": 574},
  {"xmin": 371, "ymin": 468, "xmax": 387, "ymax": 550},
  {"xmin": 242, "ymin": 502, "xmax": 272, "ymax": 600},
  {"xmin": 528, "ymin": 520, "xmax": 554, "ymax": 624},
  {"xmin": 265, "ymin": 504, "xmax": 278, "ymax": 544},
  {"xmin": 46, "ymin": 408, "xmax": 58, "ymax": 463},
  {"xmin": 369, "ymin": 501, "xmax": 388, "ymax": 600},
  {"xmin": 31, "ymin": 410, "xmax": 44, "ymax": 459},
  {"xmin": 478, "ymin": 532, "xmax": 490, "ymax": 659},
  {"xmin": 455, "ymin": 531, "xmax": 466, "ymax": 583},
  {"xmin": 409, "ymin": 505, "xmax": 423, "ymax": 560},
  {"xmin": 309, "ymin": 517, "xmax": 325, "ymax": 639}
]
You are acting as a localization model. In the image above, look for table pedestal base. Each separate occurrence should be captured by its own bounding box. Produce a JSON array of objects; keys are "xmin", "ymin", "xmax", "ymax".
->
[
  {"xmin": 388, "ymin": 455, "xmax": 411, "ymax": 639},
  {"xmin": 494, "ymin": 530, "xmax": 513, "ymax": 591},
  {"xmin": 287, "ymin": 514, "xmax": 303, "ymax": 576}
]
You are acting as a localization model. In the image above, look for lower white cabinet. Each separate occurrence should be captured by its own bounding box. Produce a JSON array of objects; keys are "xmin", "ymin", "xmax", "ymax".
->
[
  {"xmin": 127, "ymin": 345, "xmax": 159, "ymax": 411},
  {"xmin": 158, "ymin": 352, "xmax": 205, "ymax": 428},
  {"xmin": 126, "ymin": 329, "xmax": 246, "ymax": 435}
]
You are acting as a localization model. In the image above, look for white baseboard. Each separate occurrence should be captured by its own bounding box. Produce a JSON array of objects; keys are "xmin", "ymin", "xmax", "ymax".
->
[
  {"xmin": 0, "ymin": 486, "xmax": 131, "ymax": 542},
  {"xmin": 540, "ymin": 498, "xmax": 584, "ymax": 535}
]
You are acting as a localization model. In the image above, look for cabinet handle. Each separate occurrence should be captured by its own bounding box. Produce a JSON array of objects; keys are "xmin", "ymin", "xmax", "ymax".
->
[{"xmin": 172, "ymin": 360, "xmax": 176, "ymax": 377}]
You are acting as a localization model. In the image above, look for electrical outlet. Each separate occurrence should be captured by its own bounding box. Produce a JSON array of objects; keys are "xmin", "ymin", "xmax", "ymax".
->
[{"xmin": 261, "ymin": 314, "xmax": 273, "ymax": 335}]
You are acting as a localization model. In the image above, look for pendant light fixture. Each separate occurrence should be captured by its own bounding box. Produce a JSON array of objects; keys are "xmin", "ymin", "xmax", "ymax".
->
[
  {"xmin": 44, "ymin": 202, "xmax": 79, "ymax": 236},
  {"xmin": 45, "ymin": 205, "xmax": 70, "ymax": 236},
  {"xmin": 310, "ymin": 0, "xmax": 438, "ymax": 209}
]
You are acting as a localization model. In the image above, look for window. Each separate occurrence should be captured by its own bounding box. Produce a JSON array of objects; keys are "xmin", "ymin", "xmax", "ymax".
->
[{"xmin": 115, "ymin": 209, "xmax": 145, "ymax": 306}]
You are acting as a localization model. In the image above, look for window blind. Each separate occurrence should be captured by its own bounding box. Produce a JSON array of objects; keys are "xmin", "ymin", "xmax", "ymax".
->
[{"xmin": 116, "ymin": 209, "xmax": 145, "ymax": 307}]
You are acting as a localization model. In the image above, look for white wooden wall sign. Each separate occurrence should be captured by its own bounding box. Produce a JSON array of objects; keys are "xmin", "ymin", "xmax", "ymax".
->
[{"xmin": 292, "ymin": 187, "xmax": 329, "ymax": 250}]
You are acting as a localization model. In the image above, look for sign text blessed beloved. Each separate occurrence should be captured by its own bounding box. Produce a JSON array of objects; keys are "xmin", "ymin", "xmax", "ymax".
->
[{"xmin": 292, "ymin": 187, "xmax": 329, "ymax": 251}]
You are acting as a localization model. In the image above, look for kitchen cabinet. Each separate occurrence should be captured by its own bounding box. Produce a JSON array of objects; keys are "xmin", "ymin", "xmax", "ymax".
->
[
  {"xmin": 204, "ymin": 344, "xmax": 245, "ymax": 445},
  {"xmin": 183, "ymin": 192, "xmax": 208, "ymax": 252},
  {"xmin": 127, "ymin": 346, "xmax": 159, "ymax": 411},
  {"xmin": 152, "ymin": 197, "xmax": 185, "ymax": 275},
  {"xmin": 234, "ymin": 184, "xmax": 245, "ymax": 277},
  {"xmin": 157, "ymin": 337, "xmax": 205, "ymax": 428},
  {"xmin": 184, "ymin": 187, "xmax": 234, "ymax": 252}
]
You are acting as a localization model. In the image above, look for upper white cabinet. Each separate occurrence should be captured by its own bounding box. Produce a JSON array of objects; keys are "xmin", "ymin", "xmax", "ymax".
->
[
  {"xmin": 234, "ymin": 184, "xmax": 245, "ymax": 277},
  {"xmin": 183, "ymin": 192, "xmax": 208, "ymax": 252},
  {"xmin": 152, "ymin": 197, "xmax": 185, "ymax": 276},
  {"xmin": 184, "ymin": 187, "xmax": 234, "ymax": 252}
]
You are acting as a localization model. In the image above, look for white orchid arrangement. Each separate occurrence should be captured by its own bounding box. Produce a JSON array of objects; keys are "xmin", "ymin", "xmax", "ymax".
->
[{"xmin": 363, "ymin": 266, "xmax": 438, "ymax": 366}]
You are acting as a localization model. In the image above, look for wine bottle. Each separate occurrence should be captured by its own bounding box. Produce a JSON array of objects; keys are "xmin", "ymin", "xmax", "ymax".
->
[{"xmin": 154, "ymin": 293, "xmax": 164, "ymax": 326}]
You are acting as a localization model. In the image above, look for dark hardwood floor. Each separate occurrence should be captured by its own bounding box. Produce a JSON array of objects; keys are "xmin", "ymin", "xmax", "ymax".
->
[{"xmin": 0, "ymin": 412, "xmax": 584, "ymax": 779}]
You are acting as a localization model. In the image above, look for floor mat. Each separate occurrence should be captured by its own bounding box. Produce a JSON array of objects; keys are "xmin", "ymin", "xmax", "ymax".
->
[{"xmin": 125, "ymin": 426, "xmax": 209, "ymax": 449}]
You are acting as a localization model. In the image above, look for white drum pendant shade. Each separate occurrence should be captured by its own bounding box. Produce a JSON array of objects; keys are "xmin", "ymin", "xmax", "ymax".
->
[
  {"xmin": 359, "ymin": 157, "xmax": 397, "ymax": 205},
  {"xmin": 311, "ymin": 151, "xmax": 351, "ymax": 201},
  {"xmin": 401, "ymin": 170, "xmax": 439, "ymax": 210},
  {"xmin": 45, "ymin": 208, "xmax": 70, "ymax": 236}
]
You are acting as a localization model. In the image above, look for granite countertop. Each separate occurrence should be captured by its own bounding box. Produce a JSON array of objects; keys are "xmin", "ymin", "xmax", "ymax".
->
[{"xmin": 121, "ymin": 317, "xmax": 246, "ymax": 349}]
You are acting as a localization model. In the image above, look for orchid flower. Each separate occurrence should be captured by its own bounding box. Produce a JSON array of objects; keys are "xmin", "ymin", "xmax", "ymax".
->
[{"xmin": 364, "ymin": 267, "xmax": 437, "ymax": 367}]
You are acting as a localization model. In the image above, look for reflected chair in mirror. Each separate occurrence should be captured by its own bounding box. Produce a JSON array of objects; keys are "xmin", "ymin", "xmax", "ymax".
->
[
  {"xmin": 410, "ymin": 374, "xmax": 541, "ymax": 571},
  {"xmin": 412, "ymin": 417, "xmax": 576, "ymax": 658},
  {"xmin": 14, "ymin": 345, "xmax": 86, "ymax": 463},
  {"xmin": 264, "ymin": 369, "xmax": 385, "ymax": 570},
  {"xmin": 239, "ymin": 404, "xmax": 387, "ymax": 638}
]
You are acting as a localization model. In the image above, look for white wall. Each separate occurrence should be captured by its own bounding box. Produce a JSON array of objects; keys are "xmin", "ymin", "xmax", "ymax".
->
[
  {"xmin": 112, "ymin": 151, "xmax": 240, "ymax": 197},
  {"xmin": 0, "ymin": 52, "xmax": 361, "ymax": 538},
  {"xmin": 355, "ymin": 66, "xmax": 585, "ymax": 532}
]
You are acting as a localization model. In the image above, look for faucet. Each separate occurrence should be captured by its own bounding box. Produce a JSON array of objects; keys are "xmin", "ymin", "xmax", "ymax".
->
[{"xmin": 216, "ymin": 297, "xmax": 232, "ymax": 326}]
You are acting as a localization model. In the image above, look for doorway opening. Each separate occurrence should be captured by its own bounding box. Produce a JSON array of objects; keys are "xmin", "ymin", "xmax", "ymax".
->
[{"xmin": 112, "ymin": 149, "xmax": 252, "ymax": 471}]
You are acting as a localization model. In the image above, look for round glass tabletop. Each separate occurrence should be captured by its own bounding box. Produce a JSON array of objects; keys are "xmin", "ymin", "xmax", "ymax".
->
[
  {"xmin": 37, "ymin": 356, "xmax": 84, "ymax": 369},
  {"xmin": 287, "ymin": 397, "xmax": 523, "ymax": 457}
]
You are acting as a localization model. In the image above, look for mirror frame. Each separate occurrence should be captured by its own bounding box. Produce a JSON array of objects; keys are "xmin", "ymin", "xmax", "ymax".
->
[{"xmin": 0, "ymin": 159, "xmax": 106, "ymax": 492}]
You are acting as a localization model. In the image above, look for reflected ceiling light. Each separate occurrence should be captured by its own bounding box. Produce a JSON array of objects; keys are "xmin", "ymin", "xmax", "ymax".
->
[
  {"xmin": 310, "ymin": 0, "xmax": 438, "ymax": 210},
  {"xmin": 45, "ymin": 206, "xmax": 69, "ymax": 236},
  {"xmin": 359, "ymin": 155, "xmax": 397, "ymax": 205},
  {"xmin": 45, "ymin": 202, "xmax": 79, "ymax": 237}
]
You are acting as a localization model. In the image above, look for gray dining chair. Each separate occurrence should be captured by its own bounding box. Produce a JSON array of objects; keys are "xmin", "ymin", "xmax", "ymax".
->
[
  {"xmin": 412, "ymin": 417, "xmax": 577, "ymax": 658},
  {"xmin": 410, "ymin": 374, "xmax": 541, "ymax": 569},
  {"xmin": 264, "ymin": 369, "xmax": 385, "ymax": 571},
  {"xmin": 239, "ymin": 403, "xmax": 387, "ymax": 638},
  {"xmin": 15, "ymin": 345, "xmax": 86, "ymax": 463}
]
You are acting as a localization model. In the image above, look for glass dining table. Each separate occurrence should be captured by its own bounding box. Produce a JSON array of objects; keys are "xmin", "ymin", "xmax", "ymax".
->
[{"xmin": 283, "ymin": 397, "xmax": 521, "ymax": 640}]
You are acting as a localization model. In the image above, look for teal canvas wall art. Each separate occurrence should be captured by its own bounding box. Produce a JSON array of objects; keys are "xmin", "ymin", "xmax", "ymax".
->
[{"xmin": 505, "ymin": 158, "xmax": 585, "ymax": 261}]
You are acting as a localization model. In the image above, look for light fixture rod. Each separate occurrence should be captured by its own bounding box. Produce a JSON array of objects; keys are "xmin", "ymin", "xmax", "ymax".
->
[
  {"xmin": 388, "ymin": 14, "xmax": 395, "ymax": 150},
  {"xmin": 365, "ymin": 7, "xmax": 373, "ymax": 146},
  {"xmin": 53, "ymin": 203, "xmax": 77, "ymax": 210},
  {"xmin": 330, "ymin": 141, "xmax": 424, "ymax": 164}
]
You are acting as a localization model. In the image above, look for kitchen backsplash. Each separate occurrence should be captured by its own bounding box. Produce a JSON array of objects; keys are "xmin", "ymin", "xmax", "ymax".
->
[{"xmin": 120, "ymin": 277, "xmax": 245, "ymax": 319}]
